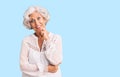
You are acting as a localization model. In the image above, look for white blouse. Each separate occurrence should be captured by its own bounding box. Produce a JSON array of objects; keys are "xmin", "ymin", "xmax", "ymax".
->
[{"xmin": 20, "ymin": 32, "xmax": 63, "ymax": 77}]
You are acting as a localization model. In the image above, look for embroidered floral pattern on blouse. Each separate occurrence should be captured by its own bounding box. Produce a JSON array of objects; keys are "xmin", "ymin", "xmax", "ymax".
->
[{"xmin": 27, "ymin": 42, "xmax": 40, "ymax": 51}]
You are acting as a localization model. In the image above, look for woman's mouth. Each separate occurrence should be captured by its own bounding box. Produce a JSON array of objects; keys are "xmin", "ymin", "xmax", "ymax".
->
[{"xmin": 36, "ymin": 25, "xmax": 41, "ymax": 29}]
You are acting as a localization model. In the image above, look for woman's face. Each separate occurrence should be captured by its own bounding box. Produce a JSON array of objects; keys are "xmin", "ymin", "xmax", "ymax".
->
[{"xmin": 29, "ymin": 11, "xmax": 47, "ymax": 33}]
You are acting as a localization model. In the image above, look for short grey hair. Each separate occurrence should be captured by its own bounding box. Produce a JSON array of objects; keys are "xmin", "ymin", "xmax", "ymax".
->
[{"xmin": 23, "ymin": 6, "xmax": 50, "ymax": 29}]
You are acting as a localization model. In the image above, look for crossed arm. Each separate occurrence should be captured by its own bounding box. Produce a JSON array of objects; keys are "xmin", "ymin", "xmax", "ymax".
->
[{"xmin": 20, "ymin": 35, "xmax": 62, "ymax": 76}]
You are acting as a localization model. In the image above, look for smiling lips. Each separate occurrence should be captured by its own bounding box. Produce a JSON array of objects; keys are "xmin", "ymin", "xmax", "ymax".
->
[{"xmin": 36, "ymin": 25, "xmax": 41, "ymax": 29}]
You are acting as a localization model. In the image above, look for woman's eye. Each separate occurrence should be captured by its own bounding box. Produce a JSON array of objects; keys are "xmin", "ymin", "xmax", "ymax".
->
[
  {"xmin": 37, "ymin": 17, "xmax": 41, "ymax": 20},
  {"xmin": 29, "ymin": 19, "xmax": 35, "ymax": 23}
]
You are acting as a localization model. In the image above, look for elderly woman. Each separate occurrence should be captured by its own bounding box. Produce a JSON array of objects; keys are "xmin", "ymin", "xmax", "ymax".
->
[{"xmin": 20, "ymin": 6, "xmax": 63, "ymax": 77}]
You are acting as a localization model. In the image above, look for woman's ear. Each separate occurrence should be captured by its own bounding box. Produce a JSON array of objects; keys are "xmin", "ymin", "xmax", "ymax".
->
[{"xmin": 30, "ymin": 24, "xmax": 33, "ymax": 29}]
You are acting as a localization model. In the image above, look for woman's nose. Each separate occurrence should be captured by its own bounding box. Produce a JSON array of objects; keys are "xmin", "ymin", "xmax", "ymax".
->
[{"xmin": 35, "ymin": 20, "xmax": 39, "ymax": 25}]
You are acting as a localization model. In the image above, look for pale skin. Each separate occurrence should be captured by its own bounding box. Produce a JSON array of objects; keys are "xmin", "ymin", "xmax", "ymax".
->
[{"xmin": 29, "ymin": 11, "xmax": 58, "ymax": 73}]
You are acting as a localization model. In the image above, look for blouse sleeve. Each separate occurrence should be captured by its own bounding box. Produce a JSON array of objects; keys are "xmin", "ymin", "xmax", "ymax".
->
[
  {"xmin": 44, "ymin": 35, "xmax": 63, "ymax": 65},
  {"xmin": 20, "ymin": 39, "xmax": 47, "ymax": 76}
]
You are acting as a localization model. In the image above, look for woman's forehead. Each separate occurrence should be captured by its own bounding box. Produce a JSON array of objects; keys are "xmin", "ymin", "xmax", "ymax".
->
[{"xmin": 29, "ymin": 11, "xmax": 42, "ymax": 18}]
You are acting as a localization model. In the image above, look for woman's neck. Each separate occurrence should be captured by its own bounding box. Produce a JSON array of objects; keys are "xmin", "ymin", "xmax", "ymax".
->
[{"xmin": 34, "ymin": 31, "xmax": 49, "ymax": 40}]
